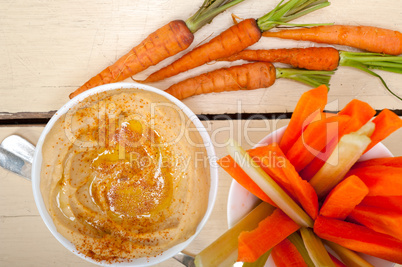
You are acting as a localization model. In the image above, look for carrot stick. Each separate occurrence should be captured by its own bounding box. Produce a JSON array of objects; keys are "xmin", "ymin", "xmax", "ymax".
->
[
  {"xmin": 285, "ymin": 114, "xmax": 351, "ymax": 172},
  {"xmin": 164, "ymin": 62, "xmax": 333, "ymax": 100},
  {"xmin": 319, "ymin": 175, "xmax": 369, "ymax": 220},
  {"xmin": 272, "ymin": 238, "xmax": 308, "ymax": 267},
  {"xmin": 217, "ymin": 47, "xmax": 340, "ymax": 70},
  {"xmin": 263, "ymin": 25, "xmax": 402, "ymax": 55},
  {"xmin": 314, "ymin": 215, "xmax": 402, "ymax": 264},
  {"xmin": 346, "ymin": 165, "xmax": 402, "ymax": 196},
  {"xmin": 352, "ymin": 156, "xmax": 402, "ymax": 169},
  {"xmin": 359, "ymin": 195, "xmax": 402, "ymax": 213},
  {"xmin": 364, "ymin": 109, "xmax": 402, "ymax": 152},
  {"xmin": 279, "ymin": 85, "xmax": 328, "ymax": 154},
  {"xmin": 348, "ymin": 206, "xmax": 402, "ymax": 241},
  {"xmin": 218, "ymin": 143, "xmax": 318, "ymax": 219},
  {"xmin": 252, "ymin": 144, "xmax": 318, "ymax": 220},
  {"xmin": 299, "ymin": 99, "xmax": 375, "ymax": 180},
  {"xmin": 237, "ymin": 209, "xmax": 300, "ymax": 263},
  {"xmin": 217, "ymin": 153, "xmax": 276, "ymax": 206},
  {"xmin": 140, "ymin": 0, "xmax": 330, "ymax": 83},
  {"xmin": 68, "ymin": 0, "xmax": 246, "ymax": 98}
]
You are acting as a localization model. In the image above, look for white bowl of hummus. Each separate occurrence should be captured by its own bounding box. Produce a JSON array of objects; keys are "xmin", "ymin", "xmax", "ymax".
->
[{"xmin": 31, "ymin": 82, "xmax": 218, "ymax": 265}]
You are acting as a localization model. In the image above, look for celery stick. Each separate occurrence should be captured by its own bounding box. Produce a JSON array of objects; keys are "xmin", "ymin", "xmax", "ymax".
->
[
  {"xmin": 194, "ymin": 202, "xmax": 275, "ymax": 267},
  {"xmin": 242, "ymin": 249, "xmax": 271, "ymax": 267},
  {"xmin": 287, "ymin": 232, "xmax": 315, "ymax": 267},
  {"xmin": 325, "ymin": 241, "xmax": 375, "ymax": 267},
  {"xmin": 226, "ymin": 139, "xmax": 313, "ymax": 227},
  {"xmin": 300, "ymin": 227, "xmax": 335, "ymax": 267},
  {"xmin": 355, "ymin": 121, "xmax": 375, "ymax": 137},
  {"xmin": 309, "ymin": 133, "xmax": 371, "ymax": 199}
]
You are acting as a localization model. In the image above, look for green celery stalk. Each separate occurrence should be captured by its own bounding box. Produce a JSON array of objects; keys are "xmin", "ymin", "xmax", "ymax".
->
[
  {"xmin": 325, "ymin": 241, "xmax": 374, "ymax": 267},
  {"xmin": 300, "ymin": 227, "xmax": 335, "ymax": 267},
  {"xmin": 226, "ymin": 139, "xmax": 313, "ymax": 227},
  {"xmin": 194, "ymin": 202, "xmax": 275, "ymax": 267},
  {"xmin": 243, "ymin": 249, "xmax": 271, "ymax": 267},
  {"xmin": 309, "ymin": 122, "xmax": 374, "ymax": 199},
  {"xmin": 287, "ymin": 232, "xmax": 315, "ymax": 267}
]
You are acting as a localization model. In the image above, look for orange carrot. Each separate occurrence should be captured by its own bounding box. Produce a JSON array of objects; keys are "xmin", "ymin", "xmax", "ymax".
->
[
  {"xmin": 319, "ymin": 175, "xmax": 369, "ymax": 220},
  {"xmin": 279, "ymin": 85, "xmax": 328, "ymax": 154},
  {"xmin": 252, "ymin": 144, "xmax": 318, "ymax": 220},
  {"xmin": 271, "ymin": 238, "xmax": 308, "ymax": 267},
  {"xmin": 346, "ymin": 165, "xmax": 402, "ymax": 196},
  {"xmin": 217, "ymin": 47, "xmax": 340, "ymax": 71},
  {"xmin": 286, "ymin": 114, "xmax": 351, "ymax": 172},
  {"xmin": 217, "ymin": 143, "xmax": 319, "ymax": 218},
  {"xmin": 217, "ymin": 152, "xmax": 276, "ymax": 206},
  {"xmin": 140, "ymin": 0, "xmax": 330, "ymax": 83},
  {"xmin": 348, "ymin": 206, "xmax": 402, "ymax": 241},
  {"xmin": 352, "ymin": 156, "xmax": 402, "ymax": 169},
  {"xmin": 238, "ymin": 209, "xmax": 300, "ymax": 263},
  {"xmin": 141, "ymin": 18, "xmax": 262, "ymax": 83},
  {"xmin": 360, "ymin": 195, "xmax": 402, "ymax": 213},
  {"xmin": 314, "ymin": 216, "xmax": 402, "ymax": 264},
  {"xmin": 299, "ymin": 99, "xmax": 376, "ymax": 180},
  {"xmin": 165, "ymin": 61, "xmax": 272, "ymax": 100},
  {"xmin": 68, "ymin": 0, "xmax": 246, "ymax": 98},
  {"xmin": 263, "ymin": 25, "xmax": 402, "ymax": 55},
  {"xmin": 164, "ymin": 62, "xmax": 333, "ymax": 100},
  {"xmin": 364, "ymin": 109, "xmax": 402, "ymax": 153}
]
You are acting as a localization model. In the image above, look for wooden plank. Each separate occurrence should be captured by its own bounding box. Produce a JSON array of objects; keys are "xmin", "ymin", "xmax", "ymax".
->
[
  {"xmin": 1, "ymin": 0, "xmax": 402, "ymax": 115},
  {"xmin": 1, "ymin": 121, "xmax": 402, "ymax": 266}
]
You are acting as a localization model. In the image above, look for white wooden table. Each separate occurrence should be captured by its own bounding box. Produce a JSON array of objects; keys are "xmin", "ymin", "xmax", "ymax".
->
[{"xmin": 1, "ymin": 0, "xmax": 402, "ymax": 266}]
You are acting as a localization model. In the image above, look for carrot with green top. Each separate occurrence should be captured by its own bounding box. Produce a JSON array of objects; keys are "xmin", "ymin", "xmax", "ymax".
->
[
  {"xmin": 218, "ymin": 47, "xmax": 402, "ymax": 100},
  {"xmin": 139, "ymin": 0, "xmax": 331, "ymax": 83},
  {"xmin": 68, "ymin": 0, "xmax": 247, "ymax": 98},
  {"xmin": 263, "ymin": 25, "xmax": 402, "ymax": 55},
  {"xmin": 164, "ymin": 62, "xmax": 333, "ymax": 100}
]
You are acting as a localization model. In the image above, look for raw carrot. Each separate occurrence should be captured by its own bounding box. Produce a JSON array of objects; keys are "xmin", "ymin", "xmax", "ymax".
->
[
  {"xmin": 285, "ymin": 114, "xmax": 351, "ymax": 172},
  {"xmin": 299, "ymin": 99, "xmax": 375, "ymax": 180},
  {"xmin": 314, "ymin": 215, "xmax": 402, "ymax": 264},
  {"xmin": 164, "ymin": 62, "xmax": 333, "ymax": 100},
  {"xmin": 218, "ymin": 143, "xmax": 319, "ymax": 219},
  {"xmin": 218, "ymin": 47, "xmax": 340, "ymax": 71},
  {"xmin": 218, "ymin": 47, "xmax": 402, "ymax": 100},
  {"xmin": 279, "ymin": 85, "xmax": 328, "ymax": 154},
  {"xmin": 68, "ymin": 0, "xmax": 245, "ymax": 98},
  {"xmin": 346, "ymin": 166, "xmax": 402, "ymax": 196},
  {"xmin": 217, "ymin": 153, "xmax": 276, "ymax": 206},
  {"xmin": 348, "ymin": 205, "xmax": 402, "ymax": 241},
  {"xmin": 319, "ymin": 175, "xmax": 368, "ymax": 220},
  {"xmin": 352, "ymin": 156, "xmax": 402, "ymax": 169},
  {"xmin": 252, "ymin": 144, "xmax": 318, "ymax": 220},
  {"xmin": 359, "ymin": 195, "xmax": 402, "ymax": 213},
  {"xmin": 140, "ymin": 0, "xmax": 330, "ymax": 83},
  {"xmin": 237, "ymin": 209, "xmax": 300, "ymax": 263},
  {"xmin": 364, "ymin": 109, "xmax": 402, "ymax": 152},
  {"xmin": 263, "ymin": 25, "xmax": 402, "ymax": 55},
  {"xmin": 271, "ymin": 238, "xmax": 308, "ymax": 267}
]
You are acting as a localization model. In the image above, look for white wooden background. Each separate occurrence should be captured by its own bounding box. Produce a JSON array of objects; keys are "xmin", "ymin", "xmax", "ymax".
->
[{"xmin": 1, "ymin": 0, "xmax": 402, "ymax": 266}]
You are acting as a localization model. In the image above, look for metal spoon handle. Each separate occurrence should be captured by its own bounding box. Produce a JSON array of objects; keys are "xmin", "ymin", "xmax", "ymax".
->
[
  {"xmin": 173, "ymin": 252, "xmax": 196, "ymax": 267},
  {"xmin": 0, "ymin": 135, "xmax": 35, "ymax": 180}
]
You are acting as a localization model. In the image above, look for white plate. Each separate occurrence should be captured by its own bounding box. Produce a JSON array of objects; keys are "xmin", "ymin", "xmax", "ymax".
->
[{"xmin": 227, "ymin": 126, "xmax": 395, "ymax": 267}]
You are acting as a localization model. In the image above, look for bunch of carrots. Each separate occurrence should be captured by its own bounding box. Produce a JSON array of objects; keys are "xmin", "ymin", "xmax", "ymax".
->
[
  {"xmin": 194, "ymin": 85, "xmax": 402, "ymax": 266},
  {"xmin": 69, "ymin": 0, "xmax": 402, "ymax": 101}
]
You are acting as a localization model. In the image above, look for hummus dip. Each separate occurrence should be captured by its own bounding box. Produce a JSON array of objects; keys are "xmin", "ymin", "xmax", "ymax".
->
[{"xmin": 40, "ymin": 88, "xmax": 210, "ymax": 262}]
